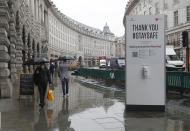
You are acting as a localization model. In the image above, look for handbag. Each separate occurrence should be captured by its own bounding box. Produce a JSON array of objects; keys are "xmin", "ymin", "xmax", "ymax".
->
[{"xmin": 47, "ymin": 86, "xmax": 54, "ymax": 101}]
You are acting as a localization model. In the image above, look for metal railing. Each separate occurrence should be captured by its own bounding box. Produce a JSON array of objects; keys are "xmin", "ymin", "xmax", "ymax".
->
[
  {"xmin": 75, "ymin": 68, "xmax": 125, "ymax": 81},
  {"xmin": 166, "ymin": 71, "xmax": 190, "ymax": 89},
  {"xmin": 75, "ymin": 69, "xmax": 190, "ymax": 90}
]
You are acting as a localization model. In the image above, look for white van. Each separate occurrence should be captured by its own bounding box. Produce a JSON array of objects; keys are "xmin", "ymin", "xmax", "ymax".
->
[
  {"xmin": 99, "ymin": 59, "xmax": 106, "ymax": 68},
  {"xmin": 166, "ymin": 46, "xmax": 185, "ymax": 71}
]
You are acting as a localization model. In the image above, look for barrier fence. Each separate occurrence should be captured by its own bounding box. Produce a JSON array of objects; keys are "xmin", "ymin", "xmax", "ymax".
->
[
  {"xmin": 75, "ymin": 68, "xmax": 125, "ymax": 81},
  {"xmin": 75, "ymin": 69, "xmax": 190, "ymax": 91},
  {"xmin": 166, "ymin": 71, "xmax": 190, "ymax": 89}
]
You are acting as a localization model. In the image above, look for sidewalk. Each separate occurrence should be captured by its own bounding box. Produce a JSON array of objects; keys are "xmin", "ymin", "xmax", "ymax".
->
[
  {"xmin": 0, "ymin": 76, "xmax": 190, "ymax": 131},
  {"xmin": 0, "ymin": 76, "xmax": 126, "ymax": 131}
]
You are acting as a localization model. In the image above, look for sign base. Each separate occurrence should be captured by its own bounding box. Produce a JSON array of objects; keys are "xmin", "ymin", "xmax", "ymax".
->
[{"xmin": 126, "ymin": 105, "xmax": 165, "ymax": 112}]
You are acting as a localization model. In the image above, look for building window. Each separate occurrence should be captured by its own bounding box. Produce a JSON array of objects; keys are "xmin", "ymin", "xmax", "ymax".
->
[
  {"xmin": 144, "ymin": 0, "xmax": 146, "ymax": 7},
  {"xmin": 174, "ymin": 11, "xmax": 178, "ymax": 26},
  {"xmin": 139, "ymin": 3, "xmax": 141, "ymax": 11},
  {"xmin": 135, "ymin": 8, "xmax": 138, "ymax": 14},
  {"xmin": 187, "ymin": 6, "xmax": 190, "ymax": 22},
  {"xmin": 149, "ymin": 7, "xmax": 152, "ymax": 15},
  {"xmin": 155, "ymin": 3, "xmax": 159, "ymax": 14},
  {"xmin": 165, "ymin": 15, "xmax": 168, "ymax": 28},
  {"xmin": 164, "ymin": 2, "xmax": 168, "ymax": 9},
  {"xmin": 40, "ymin": 5, "xmax": 42, "ymax": 23},
  {"xmin": 173, "ymin": 0, "xmax": 179, "ymax": 5},
  {"xmin": 144, "ymin": 11, "xmax": 146, "ymax": 15}
]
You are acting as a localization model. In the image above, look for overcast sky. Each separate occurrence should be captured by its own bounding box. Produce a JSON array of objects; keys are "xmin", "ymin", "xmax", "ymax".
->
[{"xmin": 51, "ymin": 0, "xmax": 128, "ymax": 37}]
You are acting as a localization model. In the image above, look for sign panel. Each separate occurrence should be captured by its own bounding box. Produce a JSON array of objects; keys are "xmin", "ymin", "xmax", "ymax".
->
[
  {"xmin": 125, "ymin": 15, "xmax": 165, "ymax": 111},
  {"xmin": 19, "ymin": 74, "xmax": 34, "ymax": 96}
]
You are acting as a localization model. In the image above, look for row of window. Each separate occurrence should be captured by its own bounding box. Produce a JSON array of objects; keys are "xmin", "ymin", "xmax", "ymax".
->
[
  {"xmin": 135, "ymin": 0, "xmax": 152, "ymax": 13},
  {"xmin": 132, "ymin": 3, "xmax": 190, "ymax": 28},
  {"xmin": 49, "ymin": 36, "xmax": 77, "ymax": 51},
  {"xmin": 84, "ymin": 48, "xmax": 109, "ymax": 56},
  {"xmin": 25, "ymin": 0, "xmax": 46, "ymax": 24},
  {"xmin": 49, "ymin": 11, "xmax": 111, "ymax": 57},
  {"xmin": 50, "ymin": 34, "xmax": 109, "ymax": 55},
  {"xmin": 132, "ymin": 3, "xmax": 153, "ymax": 15},
  {"xmin": 49, "ymin": 15, "xmax": 78, "ymax": 49},
  {"xmin": 174, "ymin": 6, "xmax": 190, "ymax": 26},
  {"xmin": 49, "ymin": 30, "xmax": 110, "ymax": 57}
]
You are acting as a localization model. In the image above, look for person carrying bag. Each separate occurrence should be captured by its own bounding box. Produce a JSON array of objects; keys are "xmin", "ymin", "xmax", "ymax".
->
[{"xmin": 34, "ymin": 63, "xmax": 52, "ymax": 108}]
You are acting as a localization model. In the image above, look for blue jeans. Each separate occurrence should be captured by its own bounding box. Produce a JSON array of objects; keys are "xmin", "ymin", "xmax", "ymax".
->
[
  {"xmin": 61, "ymin": 78, "xmax": 69, "ymax": 95},
  {"xmin": 50, "ymin": 71, "xmax": 54, "ymax": 80}
]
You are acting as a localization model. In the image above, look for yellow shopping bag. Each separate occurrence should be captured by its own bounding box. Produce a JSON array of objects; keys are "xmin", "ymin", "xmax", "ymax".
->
[{"xmin": 47, "ymin": 88, "xmax": 54, "ymax": 101}]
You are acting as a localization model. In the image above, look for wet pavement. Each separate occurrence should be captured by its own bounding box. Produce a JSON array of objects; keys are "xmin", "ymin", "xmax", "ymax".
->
[{"xmin": 0, "ymin": 76, "xmax": 190, "ymax": 131}]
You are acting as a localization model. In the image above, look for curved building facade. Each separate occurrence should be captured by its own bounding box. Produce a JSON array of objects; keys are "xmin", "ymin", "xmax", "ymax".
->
[
  {"xmin": 47, "ymin": 1, "xmax": 116, "ymax": 61},
  {"xmin": 0, "ymin": 0, "xmax": 117, "ymax": 97}
]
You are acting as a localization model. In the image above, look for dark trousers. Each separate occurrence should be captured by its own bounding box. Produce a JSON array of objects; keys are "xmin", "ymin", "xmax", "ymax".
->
[
  {"xmin": 38, "ymin": 83, "xmax": 47, "ymax": 105},
  {"xmin": 61, "ymin": 78, "xmax": 69, "ymax": 95}
]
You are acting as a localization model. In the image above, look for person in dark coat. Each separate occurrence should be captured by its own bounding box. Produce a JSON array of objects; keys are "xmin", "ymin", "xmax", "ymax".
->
[{"xmin": 34, "ymin": 63, "xmax": 51, "ymax": 108}]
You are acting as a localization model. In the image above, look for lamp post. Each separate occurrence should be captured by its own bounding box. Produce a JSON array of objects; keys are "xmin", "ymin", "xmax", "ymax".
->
[{"xmin": 182, "ymin": 31, "xmax": 189, "ymax": 72}]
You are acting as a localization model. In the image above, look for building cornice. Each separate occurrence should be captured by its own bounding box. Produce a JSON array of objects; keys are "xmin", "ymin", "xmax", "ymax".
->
[
  {"xmin": 123, "ymin": 0, "xmax": 140, "ymax": 28},
  {"xmin": 166, "ymin": 22, "xmax": 190, "ymax": 35}
]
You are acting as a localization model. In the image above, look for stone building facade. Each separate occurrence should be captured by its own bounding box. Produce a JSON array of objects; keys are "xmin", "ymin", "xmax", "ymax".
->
[
  {"xmin": 124, "ymin": 0, "xmax": 190, "ymax": 59},
  {"xmin": 0, "ymin": 0, "xmax": 50, "ymax": 97},
  {"xmin": 115, "ymin": 36, "xmax": 125, "ymax": 58},
  {"xmin": 48, "ymin": 2, "xmax": 116, "ymax": 61},
  {"xmin": 0, "ymin": 0, "xmax": 118, "ymax": 97}
]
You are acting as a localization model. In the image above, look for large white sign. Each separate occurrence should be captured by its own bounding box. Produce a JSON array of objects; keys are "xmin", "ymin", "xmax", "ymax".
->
[{"xmin": 125, "ymin": 15, "xmax": 165, "ymax": 111}]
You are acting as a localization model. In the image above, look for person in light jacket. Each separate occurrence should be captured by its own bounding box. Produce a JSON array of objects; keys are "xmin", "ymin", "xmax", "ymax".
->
[{"xmin": 58, "ymin": 58, "xmax": 70, "ymax": 98}]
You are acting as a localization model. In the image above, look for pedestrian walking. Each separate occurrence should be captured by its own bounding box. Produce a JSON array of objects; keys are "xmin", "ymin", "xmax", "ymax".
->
[
  {"xmin": 49, "ymin": 62, "xmax": 55, "ymax": 80},
  {"xmin": 58, "ymin": 57, "xmax": 70, "ymax": 98},
  {"xmin": 53, "ymin": 61, "xmax": 59, "ymax": 88},
  {"xmin": 34, "ymin": 63, "xmax": 51, "ymax": 108},
  {"xmin": 54, "ymin": 61, "xmax": 58, "ymax": 76},
  {"xmin": 54, "ymin": 61, "xmax": 59, "ymax": 79}
]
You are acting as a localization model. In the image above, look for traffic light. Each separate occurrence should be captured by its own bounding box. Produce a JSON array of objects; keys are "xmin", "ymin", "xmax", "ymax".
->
[{"xmin": 182, "ymin": 31, "xmax": 189, "ymax": 47}]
